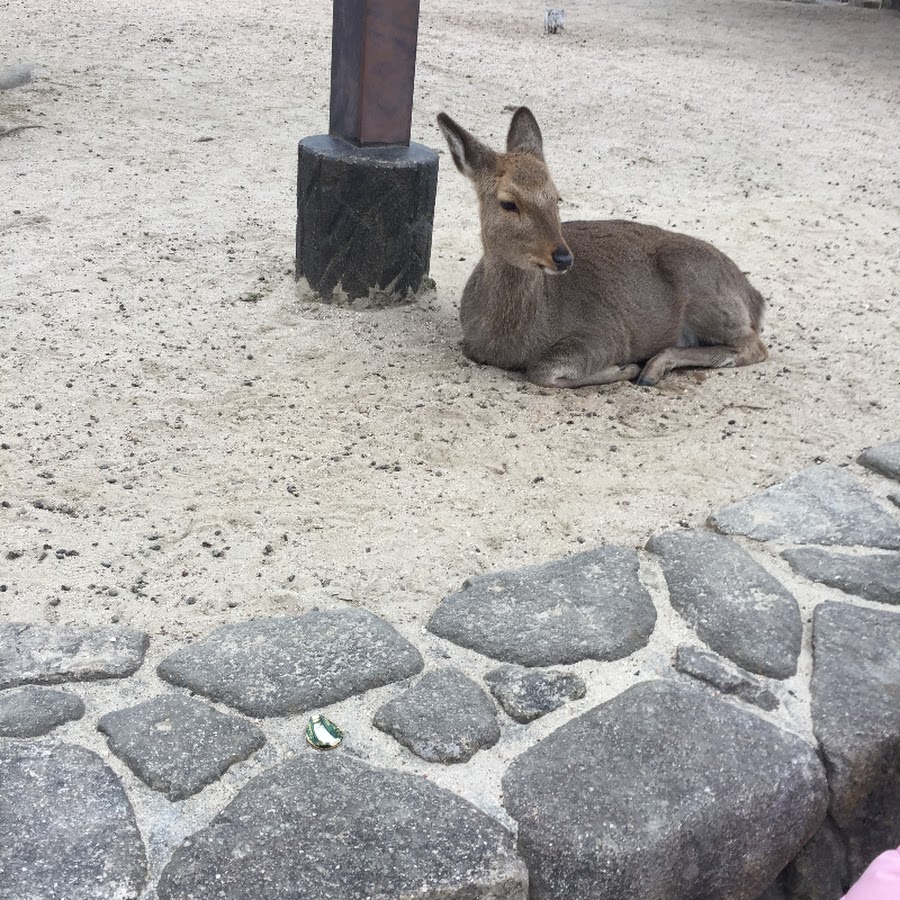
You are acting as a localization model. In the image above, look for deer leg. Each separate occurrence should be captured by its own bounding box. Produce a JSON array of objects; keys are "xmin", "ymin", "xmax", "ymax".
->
[
  {"xmin": 636, "ymin": 335, "xmax": 768, "ymax": 387},
  {"xmin": 550, "ymin": 364, "xmax": 642, "ymax": 388},
  {"xmin": 528, "ymin": 339, "xmax": 640, "ymax": 388}
]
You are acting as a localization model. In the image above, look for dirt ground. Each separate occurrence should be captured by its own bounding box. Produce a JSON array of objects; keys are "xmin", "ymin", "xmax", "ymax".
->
[{"xmin": 2, "ymin": 0, "xmax": 899, "ymax": 691}]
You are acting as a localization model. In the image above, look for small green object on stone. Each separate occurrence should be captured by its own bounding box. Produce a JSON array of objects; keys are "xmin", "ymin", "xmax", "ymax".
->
[{"xmin": 305, "ymin": 714, "xmax": 343, "ymax": 750}]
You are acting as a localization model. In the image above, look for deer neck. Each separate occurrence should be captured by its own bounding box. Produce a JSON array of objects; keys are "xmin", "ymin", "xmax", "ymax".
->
[
  {"xmin": 480, "ymin": 254, "xmax": 546, "ymax": 319},
  {"xmin": 462, "ymin": 254, "xmax": 549, "ymax": 369}
]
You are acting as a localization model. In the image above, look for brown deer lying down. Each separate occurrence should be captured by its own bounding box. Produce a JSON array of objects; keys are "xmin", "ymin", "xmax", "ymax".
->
[{"xmin": 437, "ymin": 107, "xmax": 768, "ymax": 388}]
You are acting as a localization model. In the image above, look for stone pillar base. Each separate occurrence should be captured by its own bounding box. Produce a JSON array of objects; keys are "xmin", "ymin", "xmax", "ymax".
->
[{"xmin": 296, "ymin": 136, "xmax": 438, "ymax": 303}]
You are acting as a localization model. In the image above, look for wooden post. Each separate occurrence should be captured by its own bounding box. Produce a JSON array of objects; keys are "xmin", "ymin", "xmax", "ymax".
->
[
  {"xmin": 296, "ymin": 0, "xmax": 438, "ymax": 302},
  {"xmin": 330, "ymin": 0, "xmax": 421, "ymax": 146}
]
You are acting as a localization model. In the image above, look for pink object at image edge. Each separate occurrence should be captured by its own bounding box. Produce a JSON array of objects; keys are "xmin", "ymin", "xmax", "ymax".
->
[{"xmin": 842, "ymin": 847, "xmax": 900, "ymax": 900}]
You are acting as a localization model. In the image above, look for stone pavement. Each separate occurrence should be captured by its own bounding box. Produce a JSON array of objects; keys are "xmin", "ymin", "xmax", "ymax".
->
[{"xmin": 1, "ymin": 441, "xmax": 898, "ymax": 900}]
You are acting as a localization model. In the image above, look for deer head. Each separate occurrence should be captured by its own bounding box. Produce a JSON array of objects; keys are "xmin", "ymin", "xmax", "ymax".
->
[{"xmin": 437, "ymin": 107, "xmax": 573, "ymax": 274}]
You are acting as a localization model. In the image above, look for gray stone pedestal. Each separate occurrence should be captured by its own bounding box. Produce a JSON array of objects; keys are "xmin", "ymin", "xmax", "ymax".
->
[{"xmin": 296, "ymin": 135, "xmax": 438, "ymax": 302}]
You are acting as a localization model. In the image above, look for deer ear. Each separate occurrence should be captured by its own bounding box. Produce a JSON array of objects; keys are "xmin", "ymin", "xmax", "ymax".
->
[
  {"xmin": 437, "ymin": 113, "xmax": 496, "ymax": 179},
  {"xmin": 506, "ymin": 107, "xmax": 544, "ymax": 161}
]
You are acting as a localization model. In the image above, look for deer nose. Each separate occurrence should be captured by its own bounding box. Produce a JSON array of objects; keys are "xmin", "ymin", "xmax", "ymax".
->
[{"xmin": 552, "ymin": 246, "xmax": 573, "ymax": 271}]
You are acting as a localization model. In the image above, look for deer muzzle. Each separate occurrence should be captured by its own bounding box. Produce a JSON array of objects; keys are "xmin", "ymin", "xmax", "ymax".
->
[{"xmin": 551, "ymin": 245, "xmax": 573, "ymax": 272}]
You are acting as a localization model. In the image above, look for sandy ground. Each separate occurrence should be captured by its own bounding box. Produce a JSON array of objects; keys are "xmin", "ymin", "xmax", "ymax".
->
[{"xmin": 1, "ymin": 0, "xmax": 899, "ymax": 865}]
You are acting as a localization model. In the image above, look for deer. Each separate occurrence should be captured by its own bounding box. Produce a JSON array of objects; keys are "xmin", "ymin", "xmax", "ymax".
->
[{"xmin": 436, "ymin": 107, "xmax": 768, "ymax": 388}]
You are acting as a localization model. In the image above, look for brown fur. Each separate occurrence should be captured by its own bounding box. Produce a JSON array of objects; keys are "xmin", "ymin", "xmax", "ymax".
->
[{"xmin": 437, "ymin": 107, "xmax": 768, "ymax": 388}]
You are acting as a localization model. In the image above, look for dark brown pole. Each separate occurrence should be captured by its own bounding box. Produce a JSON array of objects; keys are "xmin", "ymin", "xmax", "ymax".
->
[
  {"xmin": 296, "ymin": 0, "xmax": 437, "ymax": 302},
  {"xmin": 330, "ymin": 0, "xmax": 421, "ymax": 146}
]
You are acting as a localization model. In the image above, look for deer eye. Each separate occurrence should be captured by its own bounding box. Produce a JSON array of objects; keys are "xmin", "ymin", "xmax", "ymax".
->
[{"xmin": 499, "ymin": 200, "xmax": 518, "ymax": 212}]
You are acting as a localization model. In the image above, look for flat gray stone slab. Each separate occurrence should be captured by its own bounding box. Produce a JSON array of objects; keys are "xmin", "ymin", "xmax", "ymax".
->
[
  {"xmin": 484, "ymin": 665, "xmax": 586, "ymax": 723},
  {"xmin": 0, "ymin": 686, "xmax": 85, "ymax": 737},
  {"xmin": 373, "ymin": 668, "xmax": 500, "ymax": 763},
  {"xmin": 0, "ymin": 622, "xmax": 149, "ymax": 689},
  {"xmin": 811, "ymin": 601, "xmax": 900, "ymax": 880},
  {"xmin": 858, "ymin": 440, "xmax": 900, "ymax": 481},
  {"xmin": 0, "ymin": 741, "xmax": 146, "ymax": 899},
  {"xmin": 709, "ymin": 465, "xmax": 900, "ymax": 548},
  {"xmin": 782, "ymin": 547, "xmax": 900, "ymax": 606},
  {"xmin": 157, "ymin": 610, "xmax": 424, "ymax": 717},
  {"xmin": 647, "ymin": 530, "xmax": 801, "ymax": 678},
  {"xmin": 503, "ymin": 681, "xmax": 827, "ymax": 900},
  {"xmin": 98, "ymin": 694, "xmax": 266, "ymax": 800},
  {"xmin": 427, "ymin": 546, "xmax": 657, "ymax": 666},
  {"xmin": 675, "ymin": 645, "xmax": 779, "ymax": 711},
  {"xmin": 157, "ymin": 752, "xmax": 528, "ymax": 899},
  {"xmin": 758, "ymin": 818, "xmax": 848, "ymax": 900}
]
